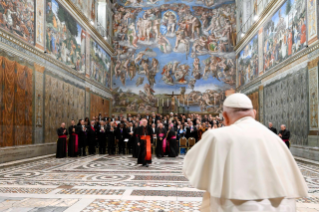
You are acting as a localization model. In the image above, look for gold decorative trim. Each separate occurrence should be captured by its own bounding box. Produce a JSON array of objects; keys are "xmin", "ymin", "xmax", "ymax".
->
[
  {"xmin": 237, "ymin": 43, "xmax": 319, "ymax": 91},
  {"xmin": 309, "ymin": 37, "xmax": 318, "ymax": 45},
  {"xmin": 34, "ymin": 63, "xmax": 45, "ymax": 73},
  {"xmin": 235, "ymin": 0, "xmax": 279, "ymax": 51},
  {"xmin": 308, "ymin": 57, "xmax": 319, "ymax": 69},
  {"xmin": 64, "ymin": 0, "xmax": 114, "ymax": 54}
]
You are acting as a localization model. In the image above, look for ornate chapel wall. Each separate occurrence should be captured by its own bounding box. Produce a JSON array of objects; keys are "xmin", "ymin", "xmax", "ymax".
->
[
  {"xmin": 236, "ymin": 0, "xmax": 319, "ymax": 161},
  {"xmin": 0, "ymin": 0, "xmax": 113, "ymax": 163}
]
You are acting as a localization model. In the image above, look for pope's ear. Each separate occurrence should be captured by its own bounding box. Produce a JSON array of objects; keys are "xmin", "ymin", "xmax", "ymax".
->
[
  {"xmin": 252, "ymin": 109, "xmax": 256, "ymax": 119},
  {"xmin": 222, "ymin": 111, "xmax": 229, "ymax": 126}
]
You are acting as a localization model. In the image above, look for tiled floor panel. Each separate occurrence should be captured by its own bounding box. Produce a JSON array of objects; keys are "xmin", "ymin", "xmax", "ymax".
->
[
  {"xmin": 131, "ymin": 190, "xmax": 204, "ymax": 197},
  {"xmin": 57, "ymin": 189, "xmax": 125, "ymax": 195},
  {"xmin": 81, "ymin": 200, "xmax": 201, "ymax": 212},
  {"xmin": 0, "ymin": 155, "xmax": 318, "ymax": 211}
]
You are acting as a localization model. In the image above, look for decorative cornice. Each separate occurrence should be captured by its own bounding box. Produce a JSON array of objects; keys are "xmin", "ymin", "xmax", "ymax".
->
[
  {"xmin": 63, "ymin": 0, "xmax": 114, "ymax": 55},
  {"xmin": 235, "ymin": 0, "xmax": 284, "ymax": 52},
  {"xmin": 262, "ymin": 61, "xmax": 308, "ymax": 86},
  {"xmin": 0, "ymin": 28, "xmax": 113, "ymax": 99},
  {"xmin": 237, "ymin": 43, "xmax": 319, "ymax": 92},
  {"xmin": 241, "ymin": 81, "xmax": 261, "ymax": 94},
  {"xmin": 85, "ymin": 82, "xmax": 113, "ymax": 99}
]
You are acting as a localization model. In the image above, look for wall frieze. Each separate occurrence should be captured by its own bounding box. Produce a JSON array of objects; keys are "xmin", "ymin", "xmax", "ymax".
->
[
  {"xmin": 238, "ymin": 43, "xmax": 319, "ymax": 92},
  {"xmin": 0, "ymin": 29, "xmax": 113, "ymax": 99}
]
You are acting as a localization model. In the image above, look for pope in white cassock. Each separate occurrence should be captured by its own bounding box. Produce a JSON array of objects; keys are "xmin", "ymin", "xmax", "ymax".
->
[{"xmin": 183, "ymin": 93, "xmax": 308, "ymax": 212}]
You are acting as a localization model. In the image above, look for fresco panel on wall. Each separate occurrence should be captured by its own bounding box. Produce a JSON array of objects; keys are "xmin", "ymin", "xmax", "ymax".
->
[
  {"xmin": 237, "ymin": 34, "xmax": 258, "ymax": 87},
  {"xmin": 46, "ymin": 0, "xmax": 86, "ymax": 73},
  {"xmin": 36, "ymin": 0, "xmax": 45, "ymax": 49},
  {"xmin": 307, "ymin": 0, "xmax": 317, "ymax": 43},
  {"xmin": 90, "ymin": 38, "xmax": 111, "ymax": 89},
  {"xmin": 0, "ymin": 0, "xmax": 35, "ymax": 45},
  {"xmin": 262, "ymin": 0, "xmax": 307, "ymax": 72}
]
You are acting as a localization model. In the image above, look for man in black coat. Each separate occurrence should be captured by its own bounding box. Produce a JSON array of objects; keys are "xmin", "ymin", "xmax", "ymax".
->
[
  {"xmin": 279, "ymin": 124, "xmax": 291, "ymax": 148},
  {"xmin": 137, "ymin": 119, "xmax": 153, "ymax": 167},
  {"xmin": 107, "ymin": 122, "xmax": 116, "ymax": 155},
  {"xmin": 97, "ymin": 121, "xmax": 107, "ymax": 154},
  {"xmin": 132, "ymin": 122, "xmax": 139, "ymax": 158},
  {"xmin": 116, "ymin": 123, "xmax": 126, "ymax": 154},
  {"xmin": 87, "ymin": 120, "xmax": 97, "ymax": 155},
  {"xmin": 126, "ymin": 122, "xmax": 135, "ymax": 154},
  {"xmin": 187, "ymin": 122, "xmax": 198, "ymax": 141},
  {"xmin": 268, "ymin": 122, "xmax": 277, "ymax": 134},
  {"xmin": 77, "ymin": 119, "xmax": 88, "ymax": 156}
]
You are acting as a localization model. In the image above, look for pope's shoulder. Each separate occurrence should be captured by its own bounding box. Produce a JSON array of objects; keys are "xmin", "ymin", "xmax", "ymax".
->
[{"xmin": 202, "ymin": 117, "xmax": 280, "ymax": 143}]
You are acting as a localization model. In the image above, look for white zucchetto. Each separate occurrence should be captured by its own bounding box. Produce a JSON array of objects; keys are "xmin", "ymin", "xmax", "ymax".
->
[{"xmin": 223, "ymin": 93, "xmax": 253, "ymax": 109}]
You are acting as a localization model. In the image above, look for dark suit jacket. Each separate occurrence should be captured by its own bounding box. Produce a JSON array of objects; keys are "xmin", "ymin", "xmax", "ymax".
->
[{"xmin": 269, "ymin": 127, "xmax": 277, "ymax": 134}]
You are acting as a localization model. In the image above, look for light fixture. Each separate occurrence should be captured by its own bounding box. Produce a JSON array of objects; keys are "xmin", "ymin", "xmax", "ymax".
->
[
  {"xmin": 253, "ymin": 15, "xmax": 258, "ymax": 21},
  {"xmin": 104, "ymin": 36, "xmax": 107, "ymax": 40},
  {"xmin": 241, "ymin": 33, "xmax": 245, "ymax": 38},
  {"xmin": 90, "ymin": 20, "xmax": 94, "ymax": 25}
]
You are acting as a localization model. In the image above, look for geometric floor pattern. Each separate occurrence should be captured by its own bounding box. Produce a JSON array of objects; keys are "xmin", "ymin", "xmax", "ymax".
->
[{"xmin": 0, "ymin": 155, "xmax": 319, "ymax": 211}]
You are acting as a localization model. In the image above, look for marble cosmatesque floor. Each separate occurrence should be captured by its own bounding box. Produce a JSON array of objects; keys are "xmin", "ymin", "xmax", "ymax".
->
[{"xmin": 0, "ymin": 155, "xmax": 319, "ymax": 211}]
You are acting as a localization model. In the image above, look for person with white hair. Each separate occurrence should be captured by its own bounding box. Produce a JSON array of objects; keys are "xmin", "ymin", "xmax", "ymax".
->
[
  {"xmin": 268, "ymin": 122, "xmax": 277, "ymax": 134},
  {"xmin": 279, "ymin": 124, "xmax": 291, "ymax": 148},
  {"xmin": 56, "ymin": 122, "xmax": 68, "ymax": 158},
  {"xmin": 168, "ymin": 112, "xmax": 174, "ymax": 121},
  {"xmin": 156, "ymin": 123, "xmax": 167, "ymax": 158},
  {"xmin": 183, "ymin": 93, "xmax": 308, "ymax": 211},
  {"xmin": 137, "ymin": 118, "xmax": 153, "ymax": 167}
]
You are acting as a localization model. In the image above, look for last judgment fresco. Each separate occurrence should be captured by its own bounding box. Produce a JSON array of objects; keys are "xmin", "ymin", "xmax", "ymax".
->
[{"xmin": 112, "ymin": 0, "xmax": 236, "ymax": 114}]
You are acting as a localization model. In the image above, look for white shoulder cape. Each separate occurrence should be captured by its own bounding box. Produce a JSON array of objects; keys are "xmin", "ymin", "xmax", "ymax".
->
[{"xmin": 183, "ymin": 117, "xmax": 308, "ymax": 200}]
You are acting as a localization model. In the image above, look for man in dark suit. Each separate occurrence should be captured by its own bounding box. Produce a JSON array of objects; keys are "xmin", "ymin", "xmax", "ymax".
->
[
  {"xmin": 127, "ymin": 114, "xmax": 133, "ymax": 122},
  {"xmin": 268, "ymin": 122, "xmax": 277, "ymax": 134},
  {"xmin": 187, "ymin": 122, "xmax": 197, "ymax": 141},
  {"xmin": 125, "ymin": 122, "xmax": 135, "ymax": 154},
  {"xmin": 116, "ymin": 123, "xmax": 125, "ymax": 154},
  {"xmin": 150, "ymin": 112, "xmax": 158, "ymax": 125},
  {"xmin": 151, "ymin": 123, "xmax": 157, "ymax": 135}
]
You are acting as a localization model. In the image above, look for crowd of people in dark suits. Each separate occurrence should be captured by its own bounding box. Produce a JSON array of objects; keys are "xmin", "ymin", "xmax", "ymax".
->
[{"xmin": 56, "ymin": 112, "xmax": 224, "ymax": 165}]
